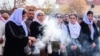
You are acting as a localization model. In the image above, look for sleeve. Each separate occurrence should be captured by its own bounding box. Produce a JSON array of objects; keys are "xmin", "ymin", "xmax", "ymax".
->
[
  {"xmin": 80, "ymin": 22, "xmax": 96, "ymax": 44},
  {"xmin": 5, "ymin": 22, "xmax": 28, "ymax": 46},
  {"xmin": 30, "ymin": 22, "xmax": 38, "ymax": 38},
  {"xmin": 92, "ymin": 23, "xmax": 99, "ymax": 42}
]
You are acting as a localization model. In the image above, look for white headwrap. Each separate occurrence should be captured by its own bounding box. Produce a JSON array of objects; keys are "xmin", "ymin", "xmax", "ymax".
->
[
  {"xmin": 83, "ymin": 11, "xmax": 94, "ymax": 40},
  {"xmin": 68, "ymin": 21, "xmax": 81, "ymax": 39},
  {"xmin": 33, "ymin": 10, "xmax": 44, "ymax": 25},
  {"xmin": 8, "ymin": 8, "xmax": 28, "ymax": 36}
]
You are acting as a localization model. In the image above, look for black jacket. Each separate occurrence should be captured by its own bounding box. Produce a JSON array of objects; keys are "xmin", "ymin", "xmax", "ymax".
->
[
  {"xmin": 79, "ymin": 21, "xmax": 99, "ymax": 44},
  {"xmin": 30, "ymin": 21, "xmax": 43, "ymax": 39},
  {"xmin": 3, "ymin": 21, "xmax": 28, "ymax": 56}
]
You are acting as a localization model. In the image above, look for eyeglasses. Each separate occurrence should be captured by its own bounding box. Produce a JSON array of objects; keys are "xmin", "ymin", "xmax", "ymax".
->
[
  {"xmin": 38, "ymin": 14, "xmax": 44, "ymax": 16},
  {"xmin": 56, "ymin": 16, "xmax": 63, "ymax": 19}
]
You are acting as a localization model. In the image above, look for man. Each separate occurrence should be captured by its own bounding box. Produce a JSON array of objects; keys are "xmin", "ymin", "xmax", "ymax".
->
[
  {"xmin": 78, "ymin": 17, "xmax": 83, "ymax": 24},
  {"xmin": 64, "ymin": 14, "xmax": 69, "ymax": 25},
  {"xmin": 25, "ymin": 10, "xmax": 35, "ymax": 35},
  {"xmin": 2, "ymin": 13, "xmax": 9, "ymax": 20},
  {"xmin": 0, "ymin": 13, "xmax": 9, "ymax": 56}
]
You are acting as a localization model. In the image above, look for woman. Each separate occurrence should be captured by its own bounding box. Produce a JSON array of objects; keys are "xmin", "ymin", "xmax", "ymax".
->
[
  {"xmin": 30, "ymin": 10, "xmax": 47, "ymax": 56},
  {"xmin": 47, "ymin": 13, "xmax": 69, "ymax": 56},
  {"xmin": 3, "ymin": 8, "xmax": 37, "ymax": 56},
  {"xmin": 67, "ymin": 14, "xmax": 81, "ymax": 56},
  {"xmin": 80, "ymin": 11, "xmax": 99, "ymax": 56}
]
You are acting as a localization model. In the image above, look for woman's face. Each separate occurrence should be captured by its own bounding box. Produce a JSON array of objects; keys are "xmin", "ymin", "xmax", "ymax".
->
[
  {"xmin": 37, "ymin": 13, "xmax": 44, "ymax": 22},
  {"xmin": 69, "ymin": 15, "xmax": 77, "ymax": 24},
  {"xmin": 22, "ymin": 13, "xmax": 27, "ymax": 20},
  {"xmin": 56, "ymin": 14, "xmax": 63, "ymax": 24},
  {"xmin": 87, "ymin": 14, "xmax": 93, "ymax": 21}
]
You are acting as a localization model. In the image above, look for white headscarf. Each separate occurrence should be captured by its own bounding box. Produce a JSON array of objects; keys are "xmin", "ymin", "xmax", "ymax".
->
[
  {"xmin": 83, "ymin": 11, "xmax": 94, "ymax": 40},
  {"xmin": 33, "ymin": 10, "xmax": 44, "ymax": 25},
  {"xmin": 68, "ymin": 21, "xmax": 81, "ymax": 39},
  {"xmin": 8, "ymin": 8, "xmax": 28, "ymax": 36}
]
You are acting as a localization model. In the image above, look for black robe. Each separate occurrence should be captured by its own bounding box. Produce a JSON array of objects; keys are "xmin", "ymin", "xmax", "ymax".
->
[
  {"xmin": 78, "ymin": 21, "xmax": 99, "ymax": 56},
  {"xmin": 30, "ymin": 21, "xmax": 43, "ymax": 39},
  {"xmin": 30, "ymin": 21, "xmax": 48, "ymax": 56},
  {"xmin": 3, "ymin": 21, "xmax": 28, "ymax": 56},
  {"xmin": 80, "ymin": 21, "xmax": 99, "ymax": 44}
]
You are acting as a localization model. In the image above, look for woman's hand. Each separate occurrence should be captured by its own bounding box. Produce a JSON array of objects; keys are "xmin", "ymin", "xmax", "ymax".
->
[
  {"xmin": 91, "ymin": 42, "xmax": 96, "ymax": 48},
  {"xmin": 70, "ymin": 45, "xmax": 77, "ymax": 50},
  {"xmin": 60, "ymin": 44, "xmax": 65, "ymax": 49},
  {"xmin": 28, "ymin": 40, "xmax": 32, "ymax": 46},
  {"xmin": 28, "ymin": 37, "xmax": 37, "ymax": 43}
]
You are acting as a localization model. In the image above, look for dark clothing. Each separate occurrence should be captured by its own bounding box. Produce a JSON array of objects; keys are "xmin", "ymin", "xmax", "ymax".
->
[
  {"xmin": 97, "ymin": 20, "xmax": 100, "ymax": 36},
  {"xmin": 64, "ymin": 21, "xmax": 68, "ymax": 25},
  {"xmin": 30, "ymin": 21, "xmax": 43, "ymax": 39},
  {"xmin": 80, "ymin": 21, "xmax": 99, "ymax": 44},
  {"xmin": 3, "ymin": 21, "xmax": 28, "ymax": 56},
  {"xmin": 25, "ymin": 19, "xmax": 33, "ymax": 35},
  {"xmin": 48, "ymin": 52, "xmax": 60, "ymax": 56},
  {"xmin": 67, "ymin": 40, "xmax": 81, "ymax": 56},
  {"xmin": 97, "ymin": 20, "xmax": 100, "ymax": 28},
  {"xmin": 30, "ymin": 21, "xmax": 47, "ymax": 56},
  {"xmin": 78, "ymin": 21, "xmax": 99, "ymax": 56},
  {"xmin": 48, "ymin": 52, "xmax": 65, "ymax": 56},
  {"xmin": 40, "ymin": 49, "xmax": 48, "ymax": 56}
]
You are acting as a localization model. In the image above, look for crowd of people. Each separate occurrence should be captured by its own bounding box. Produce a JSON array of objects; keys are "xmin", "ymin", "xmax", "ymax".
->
[{"xmin": 0, "ymin": 5, "xmax": 100, "ymax": 56}]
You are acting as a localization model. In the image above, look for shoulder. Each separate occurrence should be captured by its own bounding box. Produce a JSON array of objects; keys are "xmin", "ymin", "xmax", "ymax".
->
[
  {"xmin": 0, "ymin": 20, "xmax": 5, "ymax": 25},
  {"xmin": 80, "ymin": 21, "xmax": 85, "ymax": 25},
  {"xmin": 80, "ymin": 21, "xmax": 87, "ymax": 26},
  {"xmin": 0, "ymin": 20, "xmax": 5, "ymax": 24},
  {"xmin": 31, "ymin": 21, "xmax": 41, "ymax": 26},
  {"xmin": 32, "ymin": 21, "xmax": 39, "ymax": 24},
  {"xmin": 24, "ymin": 19, "xmax": 28, "ymax": 24},
  {"xmin": 6, "ymin": 21, "xmax": 17, "ymax": 27},
  {"xmin": 93, "ymin": 22, "xmax": 97, "ymax": 28}
]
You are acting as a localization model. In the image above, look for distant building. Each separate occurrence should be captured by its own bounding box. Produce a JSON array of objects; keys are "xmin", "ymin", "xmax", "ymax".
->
[
  {"xmin": 86, "ymin": 0, "xmax": 100, "ymax": 5},
  {"xmin": 86, "ymin": 0, "xmax": 100, "ymax": 18}
]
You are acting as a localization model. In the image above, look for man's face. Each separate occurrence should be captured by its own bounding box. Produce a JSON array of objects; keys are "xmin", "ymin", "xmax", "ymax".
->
[
  {"xmin": 27, "ymin": 11, "xmax": 34, "ymax": 19},
  {"xmin": 64, "ymin": 15, "xmax": 69, "ymax": 22}
]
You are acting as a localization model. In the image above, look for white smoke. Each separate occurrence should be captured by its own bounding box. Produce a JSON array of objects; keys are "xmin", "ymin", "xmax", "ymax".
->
[{"xmin": 42, "ymin": 16, "xmax": 71, "ymax": 46}]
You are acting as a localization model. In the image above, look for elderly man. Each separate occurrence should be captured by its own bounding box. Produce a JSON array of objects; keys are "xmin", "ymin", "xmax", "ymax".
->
[
  {"xmin": 2, "ymin": 13, "xmax": 9, "ymax": 20},
  {"xmin": 0, "ymin": 13, "xmax": 9, "ymax": 56}
]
